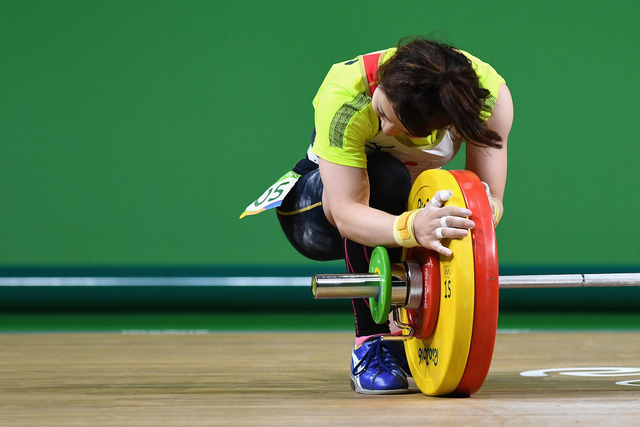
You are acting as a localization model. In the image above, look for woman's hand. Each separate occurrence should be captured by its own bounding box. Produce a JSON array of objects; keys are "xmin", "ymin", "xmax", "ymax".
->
[{"xmin": 413, "ymin": 190, "xmax": 475, "ymax": 256}]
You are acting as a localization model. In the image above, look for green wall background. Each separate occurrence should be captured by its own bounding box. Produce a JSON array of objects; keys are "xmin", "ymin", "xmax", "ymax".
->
[{"xmin": 2, "ymin": 0, "xmax": 639, "ymax": 272}]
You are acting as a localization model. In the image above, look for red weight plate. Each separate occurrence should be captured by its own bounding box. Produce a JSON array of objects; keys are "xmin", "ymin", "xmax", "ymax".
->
[
  {"xmin": 405, "ymin": 247, "xmax": 440, "ymax": 340},
  {"xmin": 449, "ymin": 170, "xmax": 500, "ymax": 395}
]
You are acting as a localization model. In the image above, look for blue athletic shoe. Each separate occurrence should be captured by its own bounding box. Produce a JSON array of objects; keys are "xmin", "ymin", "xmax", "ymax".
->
[{"xmin": 350, "ymin": 337, "xmax": 409, "ymax": 394}]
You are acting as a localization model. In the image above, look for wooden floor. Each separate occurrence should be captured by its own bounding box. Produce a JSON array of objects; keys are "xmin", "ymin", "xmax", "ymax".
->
[{"xmin": 1, "ymin": 331, "xmax": 639, "ymax": 425}]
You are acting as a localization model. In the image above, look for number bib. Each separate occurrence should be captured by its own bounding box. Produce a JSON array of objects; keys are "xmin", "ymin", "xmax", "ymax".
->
[{"xmin": 239, "ymin": 171, "xmax": 301, "ymax": 218}]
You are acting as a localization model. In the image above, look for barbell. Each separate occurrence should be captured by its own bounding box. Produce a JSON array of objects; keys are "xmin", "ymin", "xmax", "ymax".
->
[{"xmin": 310, "ymin": 169, "xmax": 640, "ymax": 397}]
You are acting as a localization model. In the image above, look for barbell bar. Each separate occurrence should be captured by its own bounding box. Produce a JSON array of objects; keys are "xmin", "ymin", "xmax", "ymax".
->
[{"xmin": 312, "ymin": 271, "xmax": 640, "ymax": 301}]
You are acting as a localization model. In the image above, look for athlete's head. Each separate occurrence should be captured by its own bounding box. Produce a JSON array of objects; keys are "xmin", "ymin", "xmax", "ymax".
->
[{"xmin": 377, "ymin": 37, "xmax": 502, "ymax": 148}]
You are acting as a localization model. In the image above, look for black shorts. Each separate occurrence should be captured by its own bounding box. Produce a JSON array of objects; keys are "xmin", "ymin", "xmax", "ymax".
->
[{"xmin": 276, "ymin": 152, "xmax": 411, "ymax": 261}]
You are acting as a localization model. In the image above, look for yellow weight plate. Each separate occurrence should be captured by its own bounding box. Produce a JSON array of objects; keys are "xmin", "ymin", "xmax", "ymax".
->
[{"xmin": 401, "ymin": 169, "xmax": 475, "ymax": 396}]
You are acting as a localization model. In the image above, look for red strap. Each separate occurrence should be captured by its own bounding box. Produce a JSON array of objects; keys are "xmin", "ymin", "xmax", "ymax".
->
[{"xmin": 362, "ymin": 51, "xmax": 383, "ymax": 95}]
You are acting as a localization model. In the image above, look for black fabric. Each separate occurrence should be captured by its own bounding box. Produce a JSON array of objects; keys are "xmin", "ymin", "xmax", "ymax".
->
[
  {"xmin": 277, "ymin": 152, "xmax": 411, "ymax": 335},
  {"xmin": 277, "ymin": 161, "xmax": 343, "ymax": 261}
]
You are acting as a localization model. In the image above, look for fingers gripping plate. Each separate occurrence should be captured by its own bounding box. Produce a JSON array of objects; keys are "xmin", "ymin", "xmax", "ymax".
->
[
  {"xmin": 401, "ymin": 169, "xmax": 499, "ymax": 397},
  {"xmin": 401, "ymin": 169, "xmax": 475, "ymax": 396}
]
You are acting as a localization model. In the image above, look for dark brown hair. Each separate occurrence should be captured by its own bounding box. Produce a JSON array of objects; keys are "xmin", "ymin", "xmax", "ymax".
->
[{"xmin": 377, "ymin": 37, "xmax": 502, "ymax": 148}]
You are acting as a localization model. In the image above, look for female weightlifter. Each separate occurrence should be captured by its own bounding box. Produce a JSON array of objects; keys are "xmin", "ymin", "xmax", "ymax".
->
[{"xmin": 275, "ymin": 37, "xmax": 514, "ymax": 394}]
